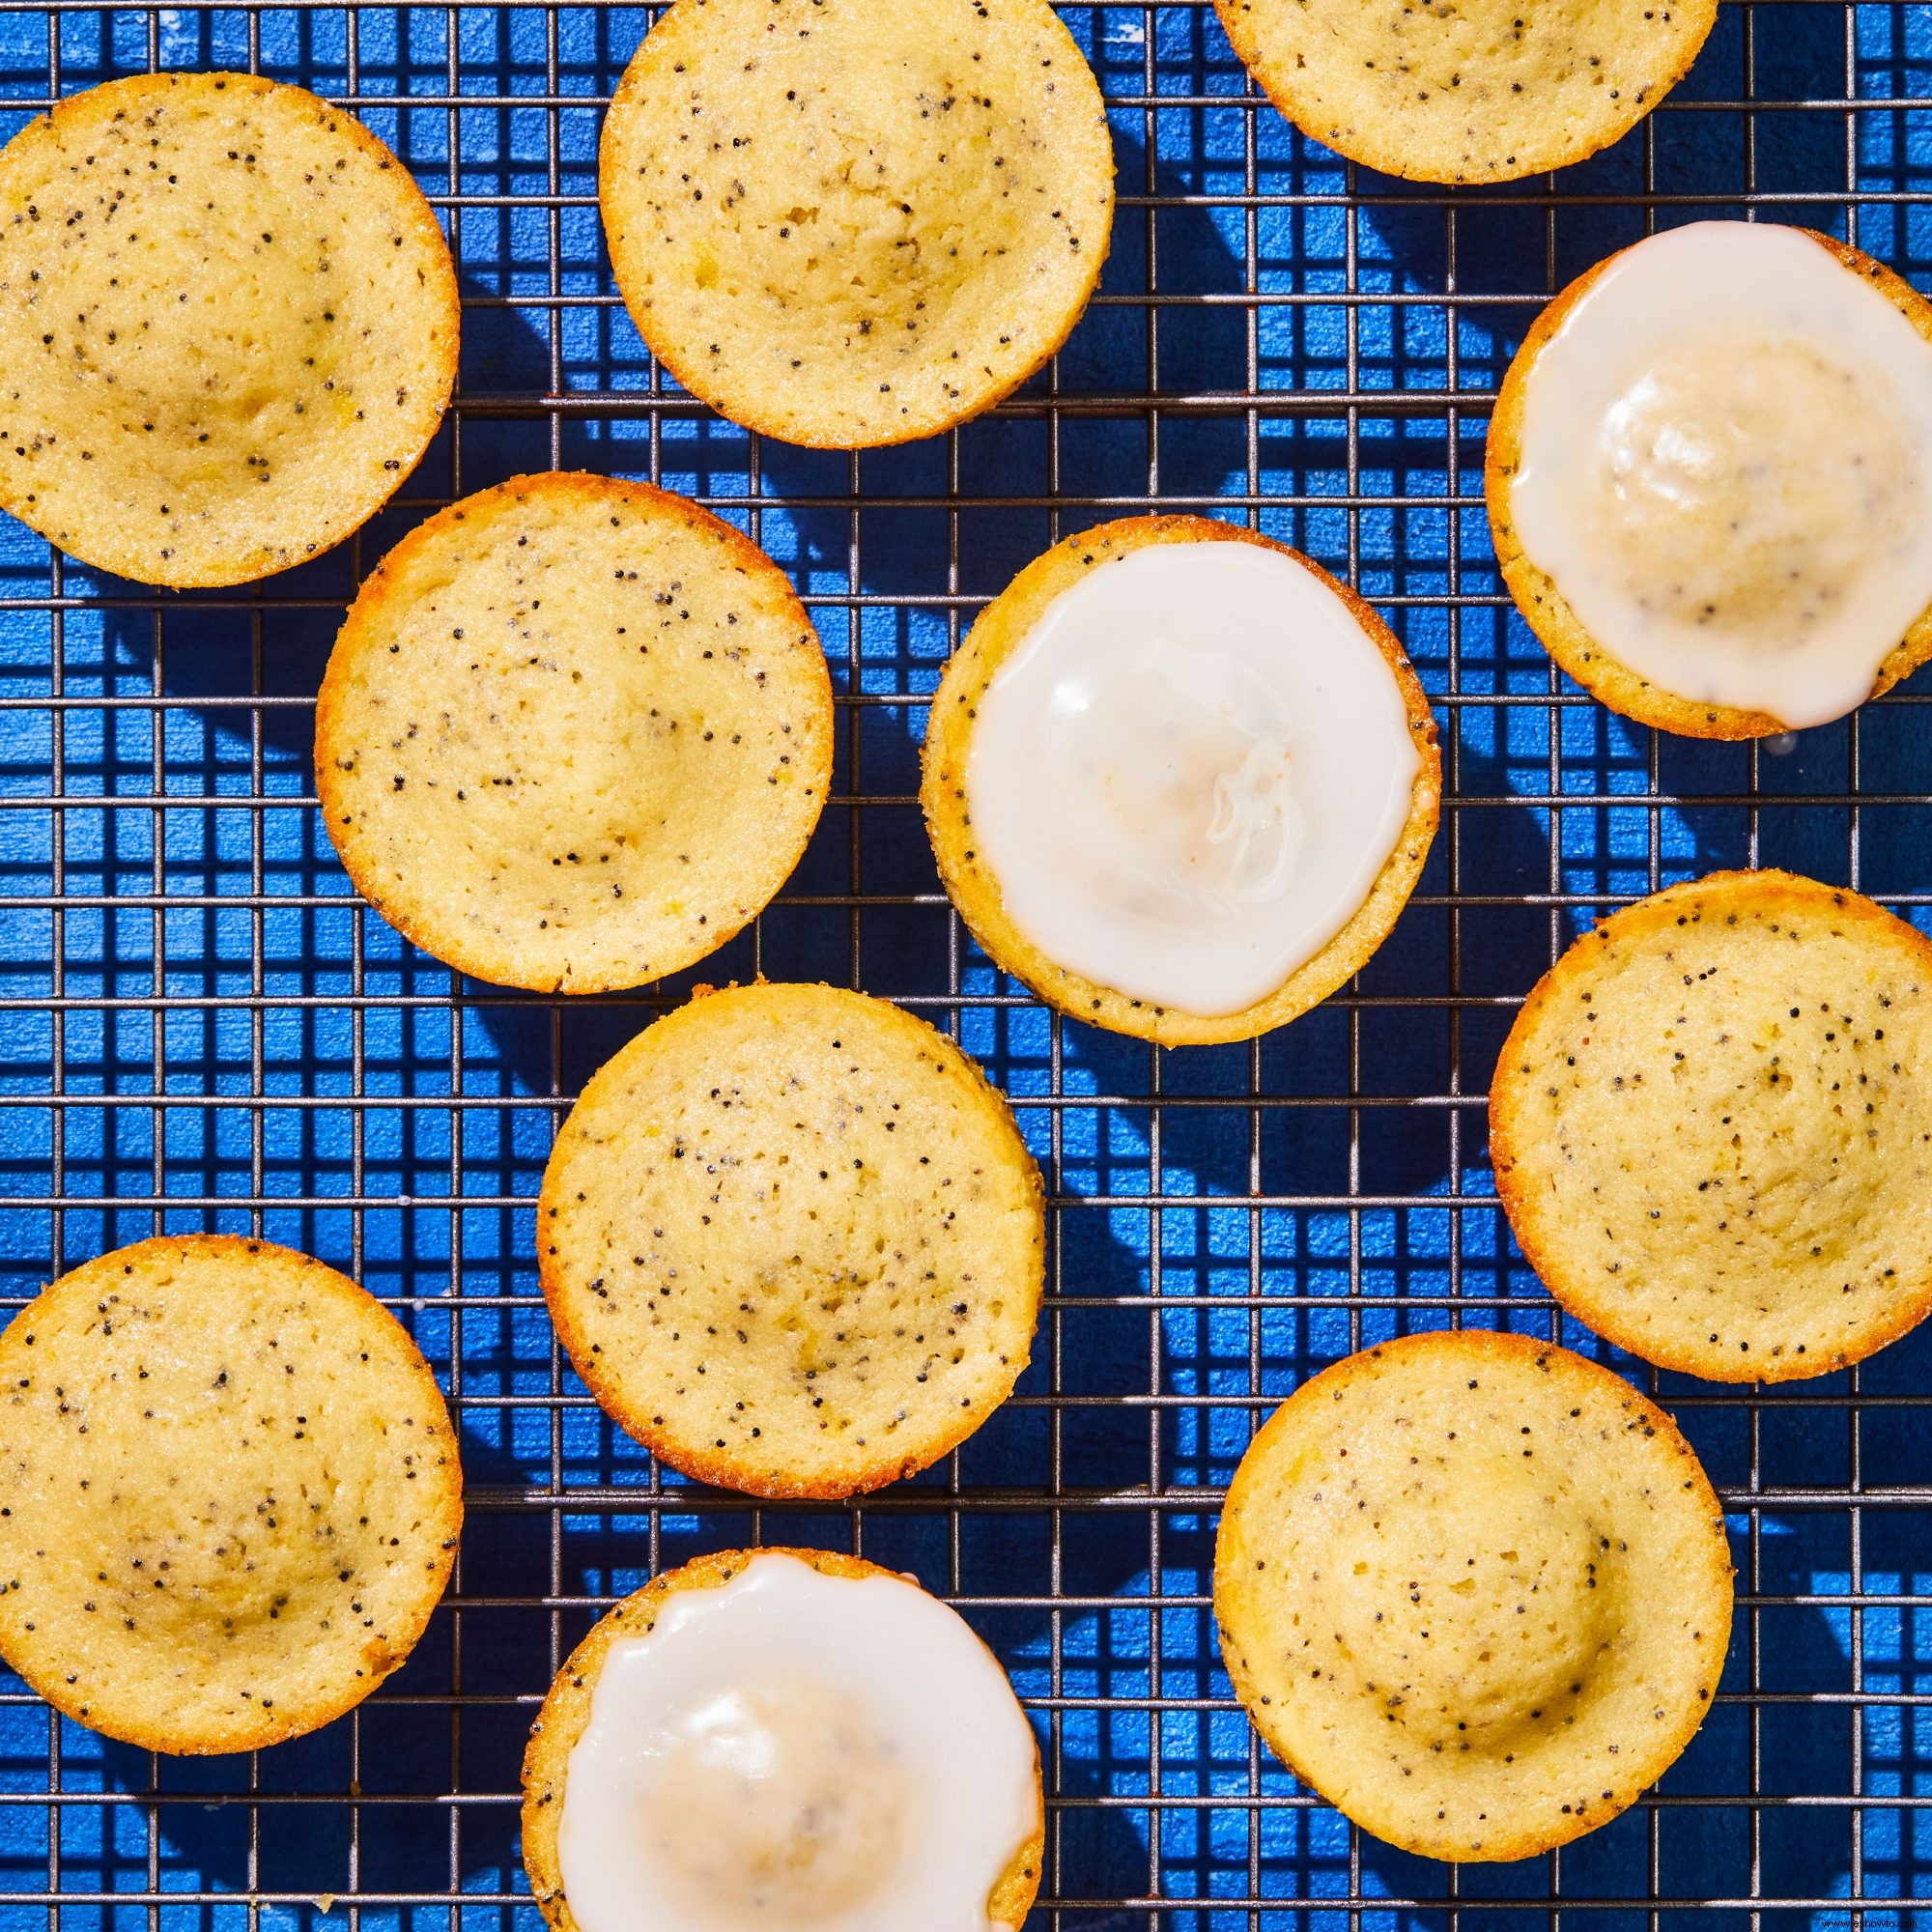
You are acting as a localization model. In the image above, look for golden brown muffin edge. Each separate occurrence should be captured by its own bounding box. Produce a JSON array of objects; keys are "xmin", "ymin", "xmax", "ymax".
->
[
  {"xmin": 1211, "ymin": 0, "xmax": 1719, "ymax": 186},
  {"xmin": 0, "ymin": 71, "xmax": 459, "ymax": 587},
  {"xmin": 596, "ymin": 0, "xmax": 1114, "ymax": 449}
]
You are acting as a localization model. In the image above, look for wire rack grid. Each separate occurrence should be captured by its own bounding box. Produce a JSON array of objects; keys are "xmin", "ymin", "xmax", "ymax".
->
[{"xmin": 1, "ymin": 0, "xmax": 1929, "ymax": 1925}]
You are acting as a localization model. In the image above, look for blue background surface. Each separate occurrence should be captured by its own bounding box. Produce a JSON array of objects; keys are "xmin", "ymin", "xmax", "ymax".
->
[{"xmin": 0, "ymin": 1, "xmax": 1929, "ymax": 1924}]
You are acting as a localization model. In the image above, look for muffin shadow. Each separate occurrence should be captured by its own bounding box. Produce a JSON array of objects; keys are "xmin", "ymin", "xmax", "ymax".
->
[{"xmin": 75, "ymin": 1656, "xmax": 480, "ymax": 1914}]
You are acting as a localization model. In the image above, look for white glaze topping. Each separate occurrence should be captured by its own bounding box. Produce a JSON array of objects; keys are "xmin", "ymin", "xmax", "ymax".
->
[
  {"xmin": 556, "ymin": 1553, "xmax": 1037, "ymax": 1932},
  {"xmin": 1508, "ymin": 220, "xmax": 1932, "ymax": 730},
  {"xmin": 962, "ymin": 540, "xmax": 1422, "ymax": 1018}
]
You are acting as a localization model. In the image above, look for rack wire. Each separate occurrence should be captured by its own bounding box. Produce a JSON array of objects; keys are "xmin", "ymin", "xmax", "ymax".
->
[{"xmin": 0, "ymin": 0, "xmax": 1928, "ymax": 1924}]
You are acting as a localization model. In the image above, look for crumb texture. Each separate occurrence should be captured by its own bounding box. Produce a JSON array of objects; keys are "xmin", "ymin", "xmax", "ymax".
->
[
  {"xmin": 315, "ymin": 471, "xmax": 833, "ymax": 995},
  {"xmin": 0, "ymin": 71, "xmax": 458, "ymax": 586},
  {"xmin": 540, "ymin": 983, "xmax": 1045, "ymax": 1497},
  {"xmin": 1214, "ymin": 0, "xmax": 1717, "ymax": 185},
  {"xmin": 0, "ymin": 1235, "xmax": 463, "ymax": 1754},
  {"xmin": 598, "ymin": 0, "xmax": 1114, "ymax": 447},
  {"xmin": 520, "ymin": 1548, "xmax": 1044, "ymax": 1932},
  {"xmin": 1213, "ymin": 1331, "xmax": 1733, "ymax": 1863},
  {"xmin": 921, "ymin": 515, "xmax": 1440, "ymax": 1045},
  {"xmin": 1492, "ymin": 869, "xmax": 1932, "ymax": 1379}
]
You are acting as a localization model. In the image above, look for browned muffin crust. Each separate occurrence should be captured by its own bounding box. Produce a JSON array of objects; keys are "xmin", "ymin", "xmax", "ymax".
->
[
  {"xmin": 315, "ymin": 470, "xmax": 833, "ymax": 994},
  {"xmin": 1214, "ymin": 0, "xmax": 1717, "ymax": 185},
  {"xmin": 599, "ymin": 0, "xmax": 1114, "ymax": 448}
]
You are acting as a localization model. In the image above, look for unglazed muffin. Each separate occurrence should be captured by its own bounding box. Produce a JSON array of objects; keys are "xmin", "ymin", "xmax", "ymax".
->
[
  {"xmin": 0, "ymin": 1236, "xmax": 462, "ymax": 1752},
  {"xmin": 523, "ymin": 1548, "xmax": 1043, "ymax": 1932},
  {"xmin": 1215, "ymin": 0, "xmax": 1717, "ymax": 185},
  {"xmin": 1492, "ymin": 869, "xmax": 1932, "ymax": 1379},
  {"xmin": 315, "ymin": 471, "xmax": 833, "ymax": 993},
  {"xmin": 598, "ymin": 0, "xmax": 1113, "ymax": 447},
  {"xmin": 0, "ymin": 71, "xmax": 458, "ymax": 585},
  {"xmin": 539, "ymin": 983, "xmax": 1044, "ymax": 1497},
  {"xmin": 1215, "ymin": 1330, "xmax": 1733, "ymax": 1861},
  {"xmin": 921, "ymin": 516, "xmax": 1439, "ymax": 1044}
]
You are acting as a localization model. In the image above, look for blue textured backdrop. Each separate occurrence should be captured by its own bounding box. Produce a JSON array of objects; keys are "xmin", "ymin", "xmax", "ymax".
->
[{"xmin": 0, "ymin": 3, "xmax": 1929, "ymax": 1925}]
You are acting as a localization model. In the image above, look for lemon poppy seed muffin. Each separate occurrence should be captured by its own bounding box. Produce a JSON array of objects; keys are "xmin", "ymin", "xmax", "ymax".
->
[
  {"xmin": 1487, "ymin": 226, "xmax": 1932, "ymax": 740},
  {"xmin": 1214, "ymin": 1331, "xmax": 1733, "ymax": 1862},
  {"xmin": 0, "ymin": 1236, "xmax": 463, "ymax": 1754},
  {"xmin": 921, "ymin": 516, "xmax": 1440, "ymax": 1046},
  {"xmin": 539, "ymin": 983, "xmax": 1044, "ymax": 1498},
  {"xmin": 598, "ymin": 0, "xmax": 1114, "ymax": 448},
  {"xmin": 0, "ymin": 71, "xmax": 458, "ymax": 586},
  {"xmin": 314, "ymin": 472, "xmax": 834, "ymax": 995},
  {"xmin": 1214, "ymin": 0, "xmax": 1718, "ymax": 185},
  {"xmin": 1492, "ymin": 870, "xmax": 1932, "ymax": 1379},
  {"xmin": 523, "ymin": 1548, "xmax": 1043, "ymax": 1932}
]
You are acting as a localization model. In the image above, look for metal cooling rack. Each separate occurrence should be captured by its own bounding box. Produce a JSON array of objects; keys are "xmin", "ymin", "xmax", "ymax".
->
[{"xmin": 1, "ymin": 1, "xmax": 1929, "ymax": 1924}]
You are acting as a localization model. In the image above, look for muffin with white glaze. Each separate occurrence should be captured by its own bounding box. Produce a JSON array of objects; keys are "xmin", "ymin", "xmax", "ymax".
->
[
  {"xmin": 921, "ymin": 516, "xmax": 1440, "ymax": 1045},
  {"xmin": 1488, "ymin": 222, "xmax": 1932, "ymax": 739},
  {"xmin": 522, "ymin": 1548, "xmax": 1043, "ymax": 1931}
]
